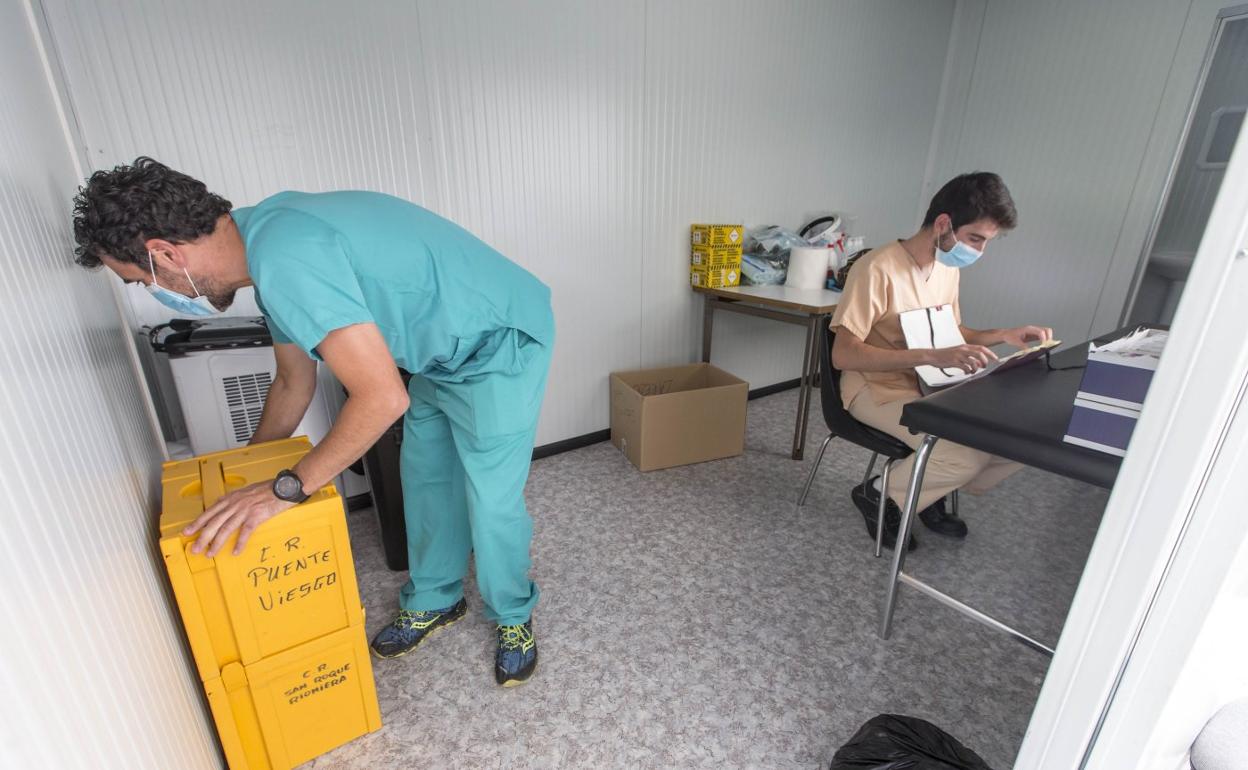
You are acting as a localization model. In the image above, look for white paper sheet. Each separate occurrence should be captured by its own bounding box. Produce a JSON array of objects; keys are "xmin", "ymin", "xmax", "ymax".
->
[
  {"xmin": 899, "ymin": 305, "xmax": 971, "ymax": 388},
  {"xmin": 900, "ymin": 304, "xmax": 1060, "ymax": 390}
]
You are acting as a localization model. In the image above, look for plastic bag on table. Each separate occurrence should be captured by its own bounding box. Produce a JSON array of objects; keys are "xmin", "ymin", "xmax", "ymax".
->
[
  {"xmin": 743, "ymin": 225, "xmax": 809, "ymax": 263},
  {"xmin": 740, "ymin": 252, "xmax": 787, "ymax": 286},
  {"xmin": 829, "ymin": 714, "xmax": 994, "ymax": 770}
]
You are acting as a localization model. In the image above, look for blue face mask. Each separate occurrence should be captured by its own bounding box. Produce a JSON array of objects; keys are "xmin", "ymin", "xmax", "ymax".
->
[
  {"xmin": 145, "ymin": 251, "xmax": 218, "ymax": 316},
  {"xmin": 934, "ymin": 227, "xmax": 983, "ymax": 269}
]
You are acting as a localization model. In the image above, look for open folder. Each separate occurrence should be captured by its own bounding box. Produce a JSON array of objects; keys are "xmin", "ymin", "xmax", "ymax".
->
[{"xmin": 898, "ymin": 305, "xmax": 1059, "ymax": 390}]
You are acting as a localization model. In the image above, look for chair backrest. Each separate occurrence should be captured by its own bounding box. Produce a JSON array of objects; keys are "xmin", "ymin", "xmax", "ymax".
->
[{"xmin": 819, "ymin": 323, "xmax": 911, "ymax": 459}]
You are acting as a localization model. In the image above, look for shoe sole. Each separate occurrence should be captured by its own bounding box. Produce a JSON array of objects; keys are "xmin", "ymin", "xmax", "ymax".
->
[
  {"xmin": 919, "ymin": 513, "xmax": 969, "ymax": 539},
  {"xmin": 500, "ymin": 660, "xmax": 536, "ymax": 688},
  {"xmin": 370, "ymin": 609, "xmax": 466, "ymax": 660},
  {"xmin": 496, "ymin": 653, "xmax": 536, "ymax": 688}
]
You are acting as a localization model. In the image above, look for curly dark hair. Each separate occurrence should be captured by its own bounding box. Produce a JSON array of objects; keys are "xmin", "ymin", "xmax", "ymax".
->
[
  {"xmin": 71, "ymin": 157, "xmax": 232, "ymax": 269},
  {"xmin": 922, "ymin": 172, "xmax": 1017, "ymax": 231}
]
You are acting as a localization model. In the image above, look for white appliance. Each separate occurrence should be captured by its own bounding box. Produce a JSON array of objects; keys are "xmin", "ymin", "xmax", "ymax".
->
[
  {"xmin": 169, "ymin": 346, "xmax": 331, "ymax": 453},
  {"xmin": 153, "ymin": 318, "xmax": 370, "ymax": 500}
]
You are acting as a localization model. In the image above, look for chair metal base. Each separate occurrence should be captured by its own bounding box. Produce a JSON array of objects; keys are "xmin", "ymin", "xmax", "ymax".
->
[
  {"xmin": 875, "ymin": 459, "xmax": 893, "ymax": 558},
  {"xmin": 798, "ymin": 439, "xmax": 890, "ymax": 559},
  {"xmin": 797, "ymin": 434, "xmax": 834, "ymax": 507}
]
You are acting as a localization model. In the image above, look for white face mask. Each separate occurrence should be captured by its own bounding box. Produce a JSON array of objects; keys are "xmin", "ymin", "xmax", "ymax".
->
[{"xmin": 145, "ymin": 251, "xmax": 217, "ymax": 316}]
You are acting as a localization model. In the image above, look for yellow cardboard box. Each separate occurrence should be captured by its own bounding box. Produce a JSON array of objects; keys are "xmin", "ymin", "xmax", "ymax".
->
[
  {"xmin": 690, "ymin": 244, "xmax": 742, "ymax": 269},
  {"xmin": 690, "ymin": 266, "xmax": 740, "ymax": 288},
  {"xmin": 690, "ymin": 224, "xmax": 744, "ymax": 247},
  {"xmin": 204, "ymin": 621, "xmax": 382, "ymax": 770},
  {"xmin": 159, "ymin": 438, "xmax": 364, "ymax": 681}
]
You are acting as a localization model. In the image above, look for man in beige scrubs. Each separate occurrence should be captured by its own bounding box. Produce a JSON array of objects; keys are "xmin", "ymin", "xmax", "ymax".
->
[{"xmin": 829, "ymin": 172, "xmax": 1052, "ymax": 550}]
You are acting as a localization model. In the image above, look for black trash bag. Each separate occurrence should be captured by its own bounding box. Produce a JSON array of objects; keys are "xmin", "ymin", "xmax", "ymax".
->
[{"xmin": 830, "ymin": 714, "xmax": 994, "ymax": 770}]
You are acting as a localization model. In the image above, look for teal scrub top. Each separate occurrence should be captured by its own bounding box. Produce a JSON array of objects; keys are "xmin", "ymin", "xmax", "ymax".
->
[{"xmin": 232, "ymin": 191, "xmax": 554, "ymax": 382}]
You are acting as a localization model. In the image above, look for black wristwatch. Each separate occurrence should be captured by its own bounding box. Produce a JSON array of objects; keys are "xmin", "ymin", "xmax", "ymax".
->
[{"xmin": 272, "ymin": 469, "xmax": 310, "ymax": 503}]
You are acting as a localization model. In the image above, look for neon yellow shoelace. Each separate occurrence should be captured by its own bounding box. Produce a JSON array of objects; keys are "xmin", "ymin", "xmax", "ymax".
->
[
  {"xmin": 497, "ymin": 624, "xmax": 535, "ymax": 653},
  {"xmin": 397, "ymin": 609, "xmax": 441, "ymax": 630}
]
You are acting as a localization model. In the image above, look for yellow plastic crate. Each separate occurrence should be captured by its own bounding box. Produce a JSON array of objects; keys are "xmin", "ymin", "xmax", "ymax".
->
[
  {"xmin": 205, "ymin": 620, "xmax": 382, "ymax": 770},
  {"xmin": 690, "ymin": 223, "xmax": 743, "ymax": 247},
  {"xmin": 690, "ymin": 266, "xmax": 740, "ymax": 288},
  {"xmin": 160, "ymin": 438, "xmax": 364, "ymax": 681},
  {"xmin": 690, "ymin": 244, "xmax": 742, "ymax": 269}
]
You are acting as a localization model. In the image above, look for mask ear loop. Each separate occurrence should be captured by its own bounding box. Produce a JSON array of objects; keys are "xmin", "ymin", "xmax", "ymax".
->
[
  {"xmin": 148, "ymin": 250, "xmax": 162, "ymax": 288},
  {"xmin": 151, "ymin": 249, "xmax": 207, "ymax": 301},
  {"xmin": 183, "ymin": 268, "xmax": 205, "ymax": 299}
]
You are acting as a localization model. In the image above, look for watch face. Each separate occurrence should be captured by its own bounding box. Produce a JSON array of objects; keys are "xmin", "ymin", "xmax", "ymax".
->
[{"xmin": 275, "ymin": 473, "xmax": 303, "ymax": 500}]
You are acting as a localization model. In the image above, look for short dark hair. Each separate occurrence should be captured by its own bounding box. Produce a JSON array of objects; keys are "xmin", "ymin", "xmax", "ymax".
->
[
  {"xmin": 71, "ymin": 157, "xmax": 232, "ymax": 269},
  {"xmin": 922, "ymin": 172, "xmax": 1017, "ymax": 231}
]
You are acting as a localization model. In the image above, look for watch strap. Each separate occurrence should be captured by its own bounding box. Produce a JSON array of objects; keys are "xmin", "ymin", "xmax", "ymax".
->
[{"xmin": 273, "ymin": 469, "xmax": 310, "ymax": 503}]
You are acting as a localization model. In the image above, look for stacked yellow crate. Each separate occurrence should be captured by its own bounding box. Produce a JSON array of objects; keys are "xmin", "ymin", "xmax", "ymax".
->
[
  {"xmin": 690, "ymin": 224, "xmax": 743, "ymax": 288},
  {"xmin": 159, "ymin": 437, "xmax": 381, "ymax": 770}
]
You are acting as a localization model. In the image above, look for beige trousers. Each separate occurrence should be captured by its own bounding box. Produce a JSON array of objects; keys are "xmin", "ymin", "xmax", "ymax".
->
[{"xmin": 847, "ymin": 389, "xmax": 1023, "ymax": 511}]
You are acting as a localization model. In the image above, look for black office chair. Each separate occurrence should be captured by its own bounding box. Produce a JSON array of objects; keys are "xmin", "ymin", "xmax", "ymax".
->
[{"xmin": 797, "ymin": 324, "xmax": 955, "ymax": 556}]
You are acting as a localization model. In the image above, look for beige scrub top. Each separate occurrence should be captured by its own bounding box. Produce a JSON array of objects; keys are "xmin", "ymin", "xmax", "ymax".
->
[{"xmin": 829, "ymin": 240, "xmax": 961, "ymax": 407}]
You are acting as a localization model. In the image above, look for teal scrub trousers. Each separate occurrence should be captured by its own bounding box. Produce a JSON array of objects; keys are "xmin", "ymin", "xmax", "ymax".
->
[{"xmin": 397, "ymin": 330, "xmax": 551, "ymax": 626}]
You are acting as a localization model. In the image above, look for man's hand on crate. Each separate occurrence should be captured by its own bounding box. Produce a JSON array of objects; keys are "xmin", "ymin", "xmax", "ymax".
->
[{"xmin": 183, "ymin": 482, "xmax": 295, "ymax": 557}]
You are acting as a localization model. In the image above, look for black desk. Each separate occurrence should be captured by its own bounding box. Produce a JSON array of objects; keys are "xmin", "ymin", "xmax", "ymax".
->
[{"xmin": 878, "ymin": 331, "xmax": 1130, "ymax": 654}]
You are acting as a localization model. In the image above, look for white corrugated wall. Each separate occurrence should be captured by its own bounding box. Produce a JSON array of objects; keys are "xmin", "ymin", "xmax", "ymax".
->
[
  {"xmin": 1152, "ymin": 15, "xmax": 1248, "ymax": 256},
  {"xmin": 4, "ymin": 0, "xmax": 1238, "ymax": 766},
  {"xmin": 927, "ymin": 0, "xmax": 1236, "ymax": 344},
  {"xmin": 637, "ymin": 0, "xmax": 954, "ymax": 382},
  {"xmin": 0, "ymin": 1, "xmax": 218, "ymax": 768},
  {"xmin": 39, "ymin": 0, "xmax": 956, "ymax": 445}
]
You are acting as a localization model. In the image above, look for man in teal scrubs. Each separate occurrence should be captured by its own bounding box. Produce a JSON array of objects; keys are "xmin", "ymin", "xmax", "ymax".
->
[{"xmin": 71, "ymin": 158, "xmax": 552, "ymax": 686}]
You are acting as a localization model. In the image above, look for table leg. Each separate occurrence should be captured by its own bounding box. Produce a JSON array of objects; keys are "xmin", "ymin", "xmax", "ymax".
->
[
  {"xmin": 791, "ymin": 314, "xmax": 820, "ymax": 460},
  {"xmin": 879, "ymin": 433, "xmax": 939, "ymax": 638},
  {"xmin": 701, "ymin": 296, "xmax": 715, "ymax": 363}
]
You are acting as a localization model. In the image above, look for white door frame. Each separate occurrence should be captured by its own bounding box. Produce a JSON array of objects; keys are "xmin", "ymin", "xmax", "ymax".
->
[{"xmin": 1014, "ymin": 82, "xmax": 1248, "ymax": 768}]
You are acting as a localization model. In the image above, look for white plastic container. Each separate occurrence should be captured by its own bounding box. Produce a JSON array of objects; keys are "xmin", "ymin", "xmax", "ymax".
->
[{"xmin": 785, "ymin": 246, "xmax": 833, "ymax": 290}]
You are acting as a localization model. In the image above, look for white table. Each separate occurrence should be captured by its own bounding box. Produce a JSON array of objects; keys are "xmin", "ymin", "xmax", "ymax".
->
[{"xmin": 693, "ymin": 284, "xmax": 841, "ymax": 460}]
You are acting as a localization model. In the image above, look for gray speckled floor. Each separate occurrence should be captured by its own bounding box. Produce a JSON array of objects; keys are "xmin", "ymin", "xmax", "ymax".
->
[{"xmin": 305, "ymin": 391, "xmax": 1107, "ymax": 769}]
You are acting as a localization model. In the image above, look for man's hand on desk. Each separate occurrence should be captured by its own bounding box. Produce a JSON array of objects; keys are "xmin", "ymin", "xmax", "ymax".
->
[
  {"xmin": 1001, "ymin": 325, "xmax": 1054, "ymax": 348},
  {"xmin": 927, "ymin": 344, "xmax": 998, "ymax": 374}
]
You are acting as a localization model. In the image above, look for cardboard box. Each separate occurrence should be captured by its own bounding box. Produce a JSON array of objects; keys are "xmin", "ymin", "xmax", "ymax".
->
[
  {"xmin": 690, "ymin": 244, "xmax": 743, "ymax": 268},
  {"xmin": 690, "ymin": 224, "xmax": 744, "ymax": 247},
  {"xmin": 204, "ymin": 620, "xmax": 382, "ymax": 769},
  {"xmin": 690, "ymin": 266, "xmax": 740, "ymax": 288},
  {"xmin": 160, "ymin": 438, "xmax": 365, "ymax": 680},
  {"xmin": 610, "ymin": 363, "xmax": 747, "ymax": 471}
]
